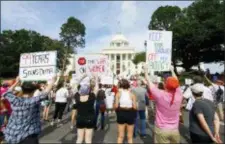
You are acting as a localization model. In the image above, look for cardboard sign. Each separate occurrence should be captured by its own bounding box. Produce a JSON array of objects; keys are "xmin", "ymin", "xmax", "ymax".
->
[
  {"xmin": 146, "ymin": 30, "xmax": 172, "ymax": 72},
  {"xmin": 19, "ymin": 51, "xmax": 57, "ymax": 81},
  {"xmin": 75, "ymin": 54, "xmax": 110, "ymax": 77}
]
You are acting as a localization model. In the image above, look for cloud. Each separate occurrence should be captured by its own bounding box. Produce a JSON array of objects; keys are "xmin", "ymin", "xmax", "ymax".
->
[{"xmin": 1, "ymin": 1, "xmax": 42, "ymax": 29}]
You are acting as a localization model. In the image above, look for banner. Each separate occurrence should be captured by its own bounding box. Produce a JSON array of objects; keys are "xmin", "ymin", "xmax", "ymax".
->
[
  {"xmin": 146, "ymin": 30, "xmax": 172, "ymax": 72},
  {"xmin": 101, "ymin": 76, "xmax": 113, "ymax": 85},
  {"xmin": 75, "ymin": 54, "xmax": 110, "ymax": 77},
  {"xmin": 19, "ymin": 51, "xmax": 57, "ymax": 81}
]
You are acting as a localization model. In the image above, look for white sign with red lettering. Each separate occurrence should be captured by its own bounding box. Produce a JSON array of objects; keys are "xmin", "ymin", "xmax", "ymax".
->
[
  {"xmin": 19, "ymin": 51, "xmax": 57, "ymax": 81},
  {"xmin": 75, "ymin": 54, "xmax": 110, "ymax": 77},
  {"xmin": 146, "ymin": 30, "xmax": 172, "ymax": 72}
]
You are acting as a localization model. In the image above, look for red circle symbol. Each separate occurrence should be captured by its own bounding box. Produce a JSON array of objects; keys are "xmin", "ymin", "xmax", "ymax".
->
[{"xmin": 78, "ymin": 57, "xmax": 86, "ymax": 65}]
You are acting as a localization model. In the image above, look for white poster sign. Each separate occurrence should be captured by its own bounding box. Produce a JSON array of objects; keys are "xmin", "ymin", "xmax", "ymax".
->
[
  {"xmin": 101, "ymin": 76, "xmax": 113, "ymax": 85},
  {"xmin": 75, "ymin": 54, "xmax": 110, "ymax": 77},
  {"xmin": 19, "ymin": 51, "xmax": 57, "ymax": 81},
  {"xmin": 146, "ymin": 30, "xmax": 172, "ymax": 72}
]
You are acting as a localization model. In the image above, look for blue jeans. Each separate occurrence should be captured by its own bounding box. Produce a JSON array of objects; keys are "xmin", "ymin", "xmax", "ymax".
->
[
  {"xmin": 134, "ymin": 110, "xmax": 146, "ymax": 136},
  {"xmin": 95, "ymin": 101, "xmax": 105, "ymax": 129}
]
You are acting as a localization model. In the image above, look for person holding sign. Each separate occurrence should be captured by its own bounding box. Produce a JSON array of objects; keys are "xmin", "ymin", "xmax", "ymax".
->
[
  {"xmin": 1, "ymin": 76, "xmax": 58, "ymax": 144},
  {"xmin": 144, "ymin": 65, "xmax": 183, "ymax": 144}
]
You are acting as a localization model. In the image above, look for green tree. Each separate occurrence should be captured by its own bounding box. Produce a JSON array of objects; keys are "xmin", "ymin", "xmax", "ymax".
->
[
  {"xmin": 60, "ymin": 17, "xmax": 86, "ymax": 72},
  {"xmin": 148, "ymin": 6, "xmax": 182, "ymax": 74},
  {"xmin": 132, "ymin": 52, "xmax": 145, "ymax": 65},
  {"xmin": 148, "ymin": 0, "xmax": 224, "ymax": 72},
  {"xmin": 148, "ymin": 6, "xmax": 182, "ymax": 31},
  {"xmin": 172, "ymin": 0, "xmax": 224, "ymax": 71},
  {"xmin": 0, "ymin": 29, "xmax": 72, "ymax": 78}
]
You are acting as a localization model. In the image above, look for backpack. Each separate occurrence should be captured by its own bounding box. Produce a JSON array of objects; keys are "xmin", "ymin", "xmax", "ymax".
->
[{"xmin": 215, "ymin": 86, "xmax": 224, "ymax": 103}]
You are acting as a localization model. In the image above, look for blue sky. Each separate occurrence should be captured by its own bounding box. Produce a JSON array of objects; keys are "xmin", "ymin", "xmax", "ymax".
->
[{"xmin": 1, "ymin": 1, "xmax": 223, "ymax": 73}]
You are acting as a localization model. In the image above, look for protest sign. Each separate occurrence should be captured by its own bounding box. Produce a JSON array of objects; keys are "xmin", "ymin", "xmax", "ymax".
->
[
  {"xmin": 75, "ymin": 54, "xmax": 110, "ymax": 77},
  {"xmin": 146, "ymin": 30, "xmax": 172, "ymax": 72},
  {"xmin": 101, "ymin": 76, "xmax": 113, "ymax": 85},
  {"xmin": 19, "ymin": 51, "xmax": 57, "ymax": 81}
]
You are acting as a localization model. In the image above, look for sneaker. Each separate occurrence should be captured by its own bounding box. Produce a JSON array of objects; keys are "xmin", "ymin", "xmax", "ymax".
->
[
  {"xmin": 70, "ymin": 125, "xmax": 74, "ymax": 130},
  {"xmin": 57, "ymin": 123, "xmax": 63, "ymax": 127},
  {"xmin": 140, "ymin": 135, "xmax": 147, "ymax": 139},
  {"xmin": 57, "ymin": 119, "xmax": 61, "ymax": 123},
  {"xmin": 50, "ymin": 121, "xmax": 54, "ymax": 126}
]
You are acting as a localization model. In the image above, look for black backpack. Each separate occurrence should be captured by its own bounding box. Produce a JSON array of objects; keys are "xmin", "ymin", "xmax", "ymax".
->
[{"xmin": 215, "ymin": 86, "xmax": 224, "ymax": 103}]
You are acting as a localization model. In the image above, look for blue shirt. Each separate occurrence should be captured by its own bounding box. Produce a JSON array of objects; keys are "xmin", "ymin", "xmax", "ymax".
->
[{"xmin": 3, "ymin": 91, "xmax": 48, "ymax": 143}]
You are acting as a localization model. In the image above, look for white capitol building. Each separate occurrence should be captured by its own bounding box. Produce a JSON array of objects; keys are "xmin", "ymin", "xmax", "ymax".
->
[
  {"xmin": 65, "ymin": 34, "xmax": 223, "ymax": 76},
  {"xmin": 65, "ymin": 34, "xmax": 145, "ymax": 76}
]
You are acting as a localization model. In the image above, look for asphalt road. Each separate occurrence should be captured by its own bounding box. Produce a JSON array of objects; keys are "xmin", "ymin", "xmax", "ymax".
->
[{"xmin": 39, "ymin": 106, "xmax": 224, "ymax": 143}]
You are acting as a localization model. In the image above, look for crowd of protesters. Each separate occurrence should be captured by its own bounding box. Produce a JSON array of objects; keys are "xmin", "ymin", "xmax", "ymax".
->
[{"xmin": 0, "ymin": 65, "xmax": 224, "ymax": 144}]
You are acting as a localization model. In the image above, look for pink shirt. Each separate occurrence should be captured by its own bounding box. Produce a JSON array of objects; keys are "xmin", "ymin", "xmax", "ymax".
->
[{"xmin": 150, "ymin": 85, "xmax": 183, "ymax": 130}]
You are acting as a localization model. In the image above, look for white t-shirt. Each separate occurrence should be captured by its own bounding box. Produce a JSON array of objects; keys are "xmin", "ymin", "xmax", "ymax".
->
[
  {"xmin": 55, "ymin": 87, "xmax": 69, "ymax": 103},
  {"xmin": 106, "ymin": 92, "xmax": 115, "ymax": 109}
]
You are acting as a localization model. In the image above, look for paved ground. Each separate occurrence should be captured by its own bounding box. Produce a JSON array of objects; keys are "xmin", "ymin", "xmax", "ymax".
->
[{"xmin": 39, "ymin": 106, "xmax": 225, "ymax": 143}]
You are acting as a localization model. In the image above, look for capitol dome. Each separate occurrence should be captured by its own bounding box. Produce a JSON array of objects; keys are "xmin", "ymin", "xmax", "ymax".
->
[
  {"xmin": 111, "ymin": 34, "xmax": 128, "ymax": 43},
  {"xmin": 110, "ymin": 34, "xmax": 129, "ymax": 47}
]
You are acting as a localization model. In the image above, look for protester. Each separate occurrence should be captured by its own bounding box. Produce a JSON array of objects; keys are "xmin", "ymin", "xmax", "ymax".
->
[
  {"xmin": 95, "ymin": 84, "xmax": 106, "ymax": 130},
  {"xmin": 205, "ymin": 75, "xmax": 224, "ymax": 122},
  {"xmin": 189, "ymin": 83, "xmax": 222, "ymax": 143},
  {"xmin": 105, "ymin": 87, "xmax": 115, "ymax": 115},
  {"xmin": 70, "ymin": 85, "xmax": 80, "ymax": 129},
  {"xmin": 40, "ymin": 83, "xmax": 52, "ymax": 121},
  {"xmin": 76, "ymin": 75, "xmax": 98, "ymax": 143},
  {"xmin": 1, "ymin": 76, "xmax": 57, "ymax": 143},
  {"xmin": 51, "ymin": 82, "xmax": 69, "ymax": 126},
  {"xmin": 114, "ymin": 79, "xmax": 137, "ymax": 144},
  {"xmin": 144, "ymin": 66, "xmax": 183, "ymax": 144},
  {"xmin": 183, "ymin": 75, "xmax": 214, "ymax": 111},
  {"xmin": 132, "ymin": 79, "xmax": 147, "ymax": 138}
]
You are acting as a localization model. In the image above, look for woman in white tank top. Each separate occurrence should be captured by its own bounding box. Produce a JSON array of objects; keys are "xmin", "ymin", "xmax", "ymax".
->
[{"xmin": 114, "ymin": 79, "xmax": 137, "ymax": 144}]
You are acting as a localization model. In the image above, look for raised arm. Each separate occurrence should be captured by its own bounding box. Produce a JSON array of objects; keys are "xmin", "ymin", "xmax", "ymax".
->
[
  {"xmin": 93, "ymin": 74, "xmax": 99, "ymax": 96},
  {"xmin": 144, "ymin": 65, "xmax": 155, "ymax": 88},
  {"xmin": 204, "ymin": 74, "xmax": 213, "ymax": 86},
  {"xmin": 170, "ymin": 66, "xmax": 178, "ymax": 80},
  {"xmin": 78, "ymin": 74, "xmax": 88, "ymax": 85},
  {"xmin": 45, "ymin": 76, "xmax": 58, "ymax": 93},
  {"xmin": 8, "ymin": 76, "xmax": 20, "ymax": 92}
]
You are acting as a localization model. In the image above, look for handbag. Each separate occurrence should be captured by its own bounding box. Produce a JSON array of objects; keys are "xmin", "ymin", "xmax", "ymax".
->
[{"xmin": 99, "ymin": 102, "xmax": 106, "ymax": 112}]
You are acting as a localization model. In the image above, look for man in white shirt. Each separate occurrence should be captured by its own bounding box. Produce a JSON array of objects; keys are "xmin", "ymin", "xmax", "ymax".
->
[
  {"xmin": 183, "ymin": 76, "xmax": 214, "ymax": 111},
  {"xmin": 209, "ymin": 80, "xmax": 224, "ymax": 121},
  {"xmin": 51, "ymin": 82, "xmax": 69, "ymax": 126}
]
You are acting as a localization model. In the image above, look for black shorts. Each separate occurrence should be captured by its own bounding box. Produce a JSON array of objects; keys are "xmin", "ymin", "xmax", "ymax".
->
[
  {"xmin": 76, "ymin": 115, "xmax": 95, "ymax": 129},
  {"xmin": 72, "ymin": 104, "xmax": 77, "ymax": 110},
  {"xmin": 116, "ymin": 108, "xmax": 137, "ymax": 125}
]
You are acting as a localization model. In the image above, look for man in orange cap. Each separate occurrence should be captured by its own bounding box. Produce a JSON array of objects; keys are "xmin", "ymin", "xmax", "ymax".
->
[{"xmin": 144, "ymin": 65, "xmax": 183, "ymax": 143}]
